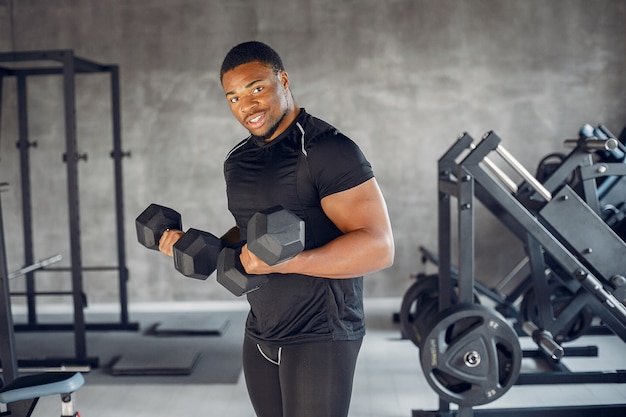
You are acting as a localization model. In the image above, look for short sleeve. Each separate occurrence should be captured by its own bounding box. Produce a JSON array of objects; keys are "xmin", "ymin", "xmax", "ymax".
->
[{"xmin": 306, "ymin": 130, "xmax": 374, "ymax": 199}]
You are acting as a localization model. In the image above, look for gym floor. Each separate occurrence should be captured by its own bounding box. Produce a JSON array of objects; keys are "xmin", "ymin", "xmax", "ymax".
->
[{"xmin": 11, "ymin": 298, "xmax": 626, "ymax": 417}]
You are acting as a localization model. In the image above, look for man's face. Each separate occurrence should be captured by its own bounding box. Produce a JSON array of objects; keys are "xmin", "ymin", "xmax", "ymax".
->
[{"xmin": 222, "ymin": 61, "xmax": 291, "ymax": 141}]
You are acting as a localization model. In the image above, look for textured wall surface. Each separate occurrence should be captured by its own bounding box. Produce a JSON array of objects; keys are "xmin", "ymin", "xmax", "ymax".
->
[{"xmin": 0, "ymin": 0, "xmax": 624, "ymax": 304}]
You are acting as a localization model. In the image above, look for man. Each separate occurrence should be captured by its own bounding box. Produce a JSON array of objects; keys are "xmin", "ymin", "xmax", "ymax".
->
[{"xmin": 160, "ymin": 41, "xmax": 394, "ymax": 417}]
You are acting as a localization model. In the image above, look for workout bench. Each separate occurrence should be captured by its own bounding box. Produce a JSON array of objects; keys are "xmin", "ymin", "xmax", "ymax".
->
[{"xmin": 0, "ymin": 372, "xmax": 84, "ymax": 417}]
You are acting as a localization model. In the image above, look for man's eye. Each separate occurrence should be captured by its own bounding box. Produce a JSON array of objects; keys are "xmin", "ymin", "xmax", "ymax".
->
[
  {"xmin": 253, "ymin": 86, "xmax": 264, "ymax": 93},
  {"xmin": 230, "ymin": 97, "xmax": 239, "ymax": 103}
]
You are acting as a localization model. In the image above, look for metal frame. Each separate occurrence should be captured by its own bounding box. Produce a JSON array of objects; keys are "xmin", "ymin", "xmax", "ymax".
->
[
  {"xmin": 416, "ymin": 132, "xmax": 626, "ymax": 417},
  {"xmin": 0, "ymin": 50, "xmax": 137, "ymax": 366}
]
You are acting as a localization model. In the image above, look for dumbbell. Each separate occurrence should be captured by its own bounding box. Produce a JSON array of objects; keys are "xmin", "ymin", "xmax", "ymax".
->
[
  {"xmin": 135, "ymin": 204, "xmax": 223, "ymax": 279},
  {"xmin": 217, "ymin": 206, "xmax": 305, "ymax": 296}
]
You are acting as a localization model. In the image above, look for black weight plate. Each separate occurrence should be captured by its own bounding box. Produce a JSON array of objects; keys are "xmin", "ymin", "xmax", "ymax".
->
[
  {"xmin": 420, "ymin": 303, "xmax": 522, "ymax": 407},
  {"xmin": 520, "ymin": 281, "xmax": 593, "ymax": 343},
  {"xmin": 399, "ymin": 274, "xmax": 440, "ymax": 349},
  {"xmin": 399, "ymin": 274, "xmax": 480, "ymax": 349}
]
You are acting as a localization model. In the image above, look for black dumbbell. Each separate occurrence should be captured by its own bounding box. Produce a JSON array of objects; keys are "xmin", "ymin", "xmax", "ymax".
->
[
  {"xmin": 136, "ymin": 204, "xmax": 223, "ymax": 280},
  {"xmin": 172, "ymin": 228, "xmax": 223, "ymax": 280},
  {"xmin": 217, "ymin": 206, "xmax": 305, "ymax": 296},
  {"xmin": 135, "ymin": 204, "xmax": 182, "ymax": 250}
]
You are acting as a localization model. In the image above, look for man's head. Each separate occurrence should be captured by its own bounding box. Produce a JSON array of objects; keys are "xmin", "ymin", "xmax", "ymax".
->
[
  {"xmin": 220, "ymin": 41, "xmax": 285, "ymax": 83},
  {"xmin": 220, "ymin": 41, "xmax": 299, "ymax": 142}
]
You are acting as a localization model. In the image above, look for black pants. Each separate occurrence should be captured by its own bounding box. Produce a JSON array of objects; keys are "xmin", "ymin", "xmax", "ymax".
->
[{"xmin": 242, "ymin": 335, "xmax": 363, "ymax": 417}]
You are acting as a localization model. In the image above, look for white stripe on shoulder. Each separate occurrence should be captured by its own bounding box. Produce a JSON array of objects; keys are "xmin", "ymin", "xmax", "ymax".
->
[
  {"xmin": 225, "ymin": 135, "xmax": 253, "ymax": 160},
  {"xmin": 296, "ymin": 122, "xmax": 307, "ymax": 157}
]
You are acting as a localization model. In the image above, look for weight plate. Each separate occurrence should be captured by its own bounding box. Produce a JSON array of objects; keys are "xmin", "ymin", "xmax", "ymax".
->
[
  {"xmin": 520, "ymin": 281, "xmax": 593, "ymax": 343},
  {"xmin": 399, "ymin": 275, "xmax": 441, "ymax": 349},
  {"xmin": 420, "ymin": 303, "xmax": 522, "ymax": 407},
  {"xmin": 399, "ymin": 274, "xmax": 480, "ymax": 349}
]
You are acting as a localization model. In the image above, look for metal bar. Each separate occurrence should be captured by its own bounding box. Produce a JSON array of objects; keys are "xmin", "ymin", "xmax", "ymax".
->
[
  {"xmin": 457, "ymin": 166, "xmax": 475, "ymax": 305},
  {"xmin": 10, "ymin": 291, "xmax": 76, "ymax": 296},
  {"xmin": 0, "ymin": 50, "xmax": 73, "ymax": 63},
  {"xmin": 494, "ymin": 256, "xmax": 528, "ymax": 292},
  {"xmin": 109, "ymin": 65, "xmax": 131, "ymax": 326},
  {"xmin": 13, "ymin": 322, "xmax": 138, "ymax": 332},
  {"xmin": 469, "ymin": 143, "xmax": 518, "ymax": 194},
  {"xmin": 563, "ymin": 137, "xmax": 618, "ymax": 151},
  {"xmin": 436, "ymin": 133, "xmax": 476, "ymax": 312},
  {"xmin": 7, "ymin": 254, "xmax": 62, "ymax": 279},
  {"xmin": 62, "ymin": 51, "xmax": 88, "ymax": 360},
  {"xmin": 438, "ymin": 167, "xmax": 454, "ymax": 311},
  {"xmin": 0, "ymin": 74, "xmax": 3, "ymax": 155},
  {"xmin": 72, "ymin": 56, "xmax": 108, "ymax": 73},
  {"xmin": 494, "ymin": 143, "xmax": 552, "ymax": 202},
  {"xmin": 32, "ymin": 265, "xmax": 121, "ymax": 272},
  {"xmin": 16, "ymin": 73, "xmax": 38, "ymax": 327},
  {"xmin": 0, "ymin": 184, "xmax": 19, "ymax": 383},
  {"xmin": 0, "ymin": 365, "xmax": 91, "ymax": 374},
  {"xmin": 414, "ymin": 404, "xmax": 626, "ymax": 417}
]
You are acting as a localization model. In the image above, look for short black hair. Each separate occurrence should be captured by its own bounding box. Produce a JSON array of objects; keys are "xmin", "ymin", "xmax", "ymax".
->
[{"xmin": 220, "ymin": 41, "xmax": 285, "ymax": 82}]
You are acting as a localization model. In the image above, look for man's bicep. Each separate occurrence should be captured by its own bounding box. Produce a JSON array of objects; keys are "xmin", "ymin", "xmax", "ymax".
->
[{"xmin": 320, "ymin": 178, "xmax": 389, "ymax": 234}]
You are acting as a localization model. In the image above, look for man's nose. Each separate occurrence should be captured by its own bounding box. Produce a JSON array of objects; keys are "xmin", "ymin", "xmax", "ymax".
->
[{"xmin": 240, "ymin": 95, "xmax": 258, "ymax": 114}]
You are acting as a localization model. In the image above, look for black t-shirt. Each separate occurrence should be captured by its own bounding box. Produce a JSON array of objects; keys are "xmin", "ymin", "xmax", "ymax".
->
[{"xmin": 223, "ymin": 109, "xmax": 374, "ymax": 345}]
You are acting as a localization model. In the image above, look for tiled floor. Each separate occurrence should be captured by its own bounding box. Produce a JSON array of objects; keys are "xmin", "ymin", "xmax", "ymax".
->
[{"xmin": 5, "ymin": 298, "xmax": 626, "ymax": 417}]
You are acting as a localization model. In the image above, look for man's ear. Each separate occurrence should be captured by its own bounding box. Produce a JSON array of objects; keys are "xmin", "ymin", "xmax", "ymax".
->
[{"xmin": 280, "ymin": 70, "xmax": 290, "ymax": 90}]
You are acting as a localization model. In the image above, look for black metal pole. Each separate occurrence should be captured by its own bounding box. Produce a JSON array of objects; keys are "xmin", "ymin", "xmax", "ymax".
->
[
  {"xmin": 62, "ymin": 51, "xmax": 87, "ymax": 360},
  {"xmin": 109, "ymin": 65, "xmax": 131, "ymax": 326},
  {"xmin": 0, "ymin": 183, "xmax": 19, "ymax": 383},
  {"xmin": 16, "ymin": 73, "xmax": 38, "ymax": 327}
]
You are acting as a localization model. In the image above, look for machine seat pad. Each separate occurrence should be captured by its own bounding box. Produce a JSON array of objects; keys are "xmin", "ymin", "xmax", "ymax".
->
[{"xmin": 0, "ymin": 372, "xmax": 84, "ymax": 404}]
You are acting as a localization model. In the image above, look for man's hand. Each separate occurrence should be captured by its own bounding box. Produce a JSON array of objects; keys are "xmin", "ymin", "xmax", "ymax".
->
[{"xmin": 158, "ymin": 229, "xmax": 185, "ymax": 257}]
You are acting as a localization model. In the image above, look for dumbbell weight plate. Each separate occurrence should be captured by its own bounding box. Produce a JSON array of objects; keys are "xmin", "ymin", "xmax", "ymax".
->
[
  {"xmin": 420, "ymin": 303, "xmax": 522, "ymax": 407},
  {"xmin": 247, "ymin": 206, "xmax": 305, "ymax": 266},
  {"xmin": 217, "ymin": 247, "xmax": 269, "ymax": 296},
  {"xmin": 135, "ymin": 204, "xmax": 182, "ymax": 250},
  {"xmin": 173, "ymin": 228, "xmax": 223, "ymax": 280}
]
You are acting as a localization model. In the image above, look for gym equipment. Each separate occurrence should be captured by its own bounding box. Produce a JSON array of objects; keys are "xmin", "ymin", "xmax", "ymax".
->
[
  {"xmin": 1, "ymin": 184, "xmax": 84, "ymax": 417},
  {"xmin": 135, "ymin": 204, "xmax": 182, "ymax": 250},
  {"xmin": 0, "ymin": 51, "xmax": 137, "ymax": 368},
  {"xmin": 411, "ymin": 129, "xmax": 626, "ymax": 417},
  {"xmin": 217, "ymin": 206, "xmax": 305, "ymax": 296},
  {"xmin": 217, "ymin": 248, "xmax": 268, "ymax": 296},
  {"xmin": 172, "ymin": 229, "xmax": 223, "ymax": 280},
  {"xmin": 136, "ymin": 203, "xmax": 305, "ymax": 296},
  {"xmin": 7, "ymin": 255, "xmax": 62, "ymax": 280},
  {"xmin": 399, "ymin": 274, "xmax": 441, "ymax": 348},
  {"xmin": 135, "ymin": 203, "xmax": 223, "ymax": 279},
  {"xmin": 400, "ymin": 272, "xmax": 481, "ymax": 349},
  {"xmin": 419, "ymin": 304, "xmax": 521, "ymax": 407},
  {"xmin": 519, "ymin": 280, "xmax": 593, "ymax": 343},
  {"xmin": 0, "ymin": 372, "xmax": 84, "ymax": 417},
  {"xmin": 247, "ymin": 206, "xmax": 306, "ymax": 266}
]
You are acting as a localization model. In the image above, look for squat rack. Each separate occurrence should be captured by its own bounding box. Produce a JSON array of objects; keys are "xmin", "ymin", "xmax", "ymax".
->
[{"xmin": 0, "ymin": 50, "xmax": 137, "ymax": 366}]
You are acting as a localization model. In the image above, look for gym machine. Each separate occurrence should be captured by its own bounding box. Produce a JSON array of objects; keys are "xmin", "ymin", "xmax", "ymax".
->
[
  {"xmin": 1, "ymin": 183, "xmax": 84, "ymax": 417},
  {"xmin": 406, "ymin": 130, "xmax": 626, "ymax": 417},
  {"xmin": 0, "ymin": 50, "xmax": 138, "ymax": 368}
]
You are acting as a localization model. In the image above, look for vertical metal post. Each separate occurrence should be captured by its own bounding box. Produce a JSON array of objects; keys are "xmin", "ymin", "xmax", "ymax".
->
[
  {"xmin": 16, "ymin": 73, "xmax": 38, "ymax": 326},
  {"xmin": 62, "ymin": 52, "xmax": 87, "ymax": 359},
  {"xmin": 457, "ymin": 166, "xmax": 475, "ymax": 305},
  {"xmin": 0, "ymin": 73, "xmax": 3, "ymax": 153},
  {"xmin": 438, "ymin": 169, "xmax": 453, "ymax": 311},
  {"xmin": 109, "ymin": 65, "xmax": 130, "ymax": 326},
  {"xmin": 0, "ymin": 184, "xmax": 19, "ymax": 384}
]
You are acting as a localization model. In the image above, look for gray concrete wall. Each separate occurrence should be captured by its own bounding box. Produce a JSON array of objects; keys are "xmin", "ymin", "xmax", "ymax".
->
[{"xmin": 0, "ymin": 0, "xmax": 624, "ymax": 305}]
